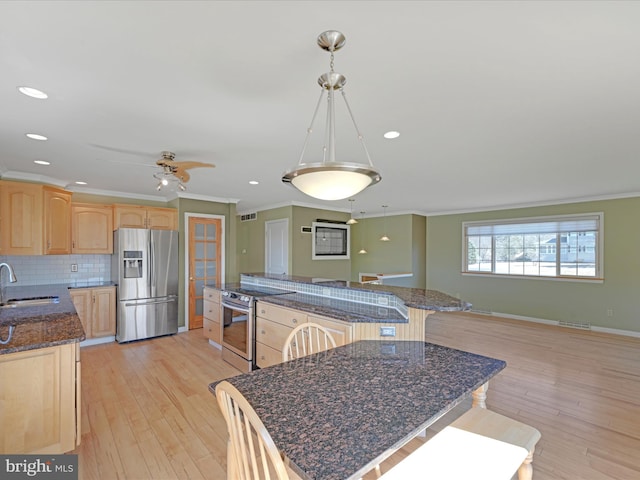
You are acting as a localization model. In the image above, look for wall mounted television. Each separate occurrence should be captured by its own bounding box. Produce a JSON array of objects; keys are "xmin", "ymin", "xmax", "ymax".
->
[{"xmin": 312, "ymin": 222, "xmax": 350, "ymax": 260}]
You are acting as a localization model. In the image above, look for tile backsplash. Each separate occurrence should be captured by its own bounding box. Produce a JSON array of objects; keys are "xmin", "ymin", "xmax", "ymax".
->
[{"xmin": 0, "ymin": 255, "xmax": 111, "ymax": 286}]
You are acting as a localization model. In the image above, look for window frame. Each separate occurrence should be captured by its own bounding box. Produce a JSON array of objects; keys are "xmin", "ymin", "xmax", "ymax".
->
[{"xmin": 462, "ymin": 212, "xmax": 604, "ymax": 282}]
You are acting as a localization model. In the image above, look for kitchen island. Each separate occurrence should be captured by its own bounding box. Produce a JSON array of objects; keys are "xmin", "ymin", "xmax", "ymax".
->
[
  {"xmin": 0, "ymin": 283, "xmax": 87, "ymax": 454},
  {"xmin": 237, "ymin": 273, "xmax": 470, "ymax": 368}
]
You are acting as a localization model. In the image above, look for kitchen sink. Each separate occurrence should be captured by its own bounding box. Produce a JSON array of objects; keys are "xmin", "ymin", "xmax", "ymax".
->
[{"xmin": 0, "ymin": 296, "xmax": 60, "ymax": 309}]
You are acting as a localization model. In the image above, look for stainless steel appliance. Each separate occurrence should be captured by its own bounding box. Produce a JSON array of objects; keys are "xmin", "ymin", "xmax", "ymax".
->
[
  {"xmin": 220, "ymin": 285, "xmax": 291, "ymax": 372},
  {"xmin": 112, "ymin": 228, "xmax": 178, "ymax": 342}
]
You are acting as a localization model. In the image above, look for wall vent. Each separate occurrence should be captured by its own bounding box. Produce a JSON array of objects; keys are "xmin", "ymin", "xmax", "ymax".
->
[
  {"xmin": 558, "ymin": 320, "xmax": 591, "ymax": 330},
  {"xmin": 240, "ymin": 212, "xmax": 257, "ymax": 222}
]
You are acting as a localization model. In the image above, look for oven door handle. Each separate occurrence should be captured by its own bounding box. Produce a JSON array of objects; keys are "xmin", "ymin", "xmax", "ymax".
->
[{"xmin": 221, "ymin": 302, "xmax": 252, "ymax": 314}]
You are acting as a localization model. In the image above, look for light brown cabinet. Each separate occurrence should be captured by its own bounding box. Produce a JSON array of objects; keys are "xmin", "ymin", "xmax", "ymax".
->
[
  {"xmin": 70, "ymin": 286, "xmax": 116, "ymax": 338},
  {"xmin": 307, "ymin": 314, "xmax": 352, "ymax": 347},
  {"xmin": 255, "ymin": 303, "xmax": 308, "ymax": 368},
  {"xmin": 44, "ymin": 186, "xmax": 72, "ymax": 254},
  {"xmin": 0, "ymin": 342, "xmax": 80, "ymax": 453},
  {"xmin": 71, "ymin": 203, "xmax": 113, "ymax": 254},
  {"xmin": 113, "ymin": 204, "xmax": 177, "ymax": 230},
  {"xmin": 0, "ymin": 180, "xmax": 44, "ymax": 255},
  {"xmin": 203, "ymin": 287, "xmax": 222, "ymax": 345}
]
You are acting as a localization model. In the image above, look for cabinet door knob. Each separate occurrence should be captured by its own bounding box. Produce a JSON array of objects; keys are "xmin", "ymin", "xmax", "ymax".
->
[
  {"xmin": 261, "ymin": 330, "xmax": 266, "ymax": 334},
  {"xmin": 292, "ymin": 318, "xmax": 298, "ymax": 324}
]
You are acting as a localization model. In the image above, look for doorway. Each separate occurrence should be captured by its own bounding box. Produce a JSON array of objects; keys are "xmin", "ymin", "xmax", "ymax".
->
[
  {"xmin": 186, "ymin": 214, "xmax": 224, "ymax": 330},
  {"xmin": 265, "ymin": 218, "xmax": 289, "ymax": 275}
]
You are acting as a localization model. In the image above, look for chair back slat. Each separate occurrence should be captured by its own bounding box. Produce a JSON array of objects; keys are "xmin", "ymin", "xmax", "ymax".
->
[
  {"xmin": 283, "ymin": 323, "xmax": 337, "ymax": 362},
  {"xmin": 216, "ymin": 381, "xmax": 290, "ymax": 480}
]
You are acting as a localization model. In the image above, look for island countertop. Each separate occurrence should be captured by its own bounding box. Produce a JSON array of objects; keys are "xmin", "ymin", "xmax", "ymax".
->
[
  {"xmin": 0, "ymin": 283, "xmax": 87, "ymax": 355},
  {"xmin": 241, "ymin": 273, "xmax": 471, "ymax": 311},
  {"xmin": 210, "ymin": 340, "xmax": 506, "ymax": 480}
]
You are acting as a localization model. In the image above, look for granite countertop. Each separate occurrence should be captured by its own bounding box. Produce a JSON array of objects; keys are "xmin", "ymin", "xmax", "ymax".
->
[
  {"xmin": 241, "ymin": 273, "xmax": 471, "ymax": 311},
  {"xmin": 0, "ymin": 284, "xmax": 87, "ymax": 355},
  {"xmin": 210, "ymin": 340, "xmax": 506, "ymax": 480},
  {"xmin": 258, "ymin": 292, "xmax": 407, "ymax": 323}
]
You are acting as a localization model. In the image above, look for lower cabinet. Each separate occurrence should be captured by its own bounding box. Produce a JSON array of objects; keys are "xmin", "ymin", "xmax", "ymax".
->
[
  {"xmin": 70, "ymin": 286, "xmax": 116, "ymax": 338},
  {"xmin": 256, "ymin": 303, "xmax": 308, "ymax": 368},
  {"xmin": 0, "ymin": 342, "xmax": 80, "ymax": 453},
  {"xmin": 307, "ymin": 314, "xmax": 352, "ymax": 347},
  {"xmin": 203, "ymin": 287, "xmax": 221, "ymax": 346}
]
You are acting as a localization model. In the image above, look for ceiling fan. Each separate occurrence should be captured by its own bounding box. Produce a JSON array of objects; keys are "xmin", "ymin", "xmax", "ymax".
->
[{"xmin": 154, "ymin": 151, "xmax": 215, "ymax": 190}]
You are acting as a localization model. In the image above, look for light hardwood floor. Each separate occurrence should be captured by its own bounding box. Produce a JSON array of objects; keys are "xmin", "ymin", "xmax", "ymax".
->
[{"xmin": 71, "ymin": 312, "xmax": 640, "ymax": 479}]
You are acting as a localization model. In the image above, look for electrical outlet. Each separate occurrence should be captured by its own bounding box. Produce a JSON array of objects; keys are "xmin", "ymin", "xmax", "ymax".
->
[
  {"xmin": 380, "ymin": 326, "xmax": 396, "ymax": 337},
  {"xmin": 71, "ymin": 264, "xmax": 78, "ymax": 272},
  {"xmin": 606, "ymin": 308, "xmax": 614, "ymax": 317}
]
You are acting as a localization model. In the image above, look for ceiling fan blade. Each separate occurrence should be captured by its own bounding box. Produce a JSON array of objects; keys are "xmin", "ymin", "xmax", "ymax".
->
[
  {"xmin": 173, "ymin": 167, "xmax": 191, "ymax": 183},
  {"xmin": 171, "ymin": 161, "xmax": 215, "ymax": 170},
  {"xmin": 89, "ymin": 143, "xmax": 155, "ymax": 157}
]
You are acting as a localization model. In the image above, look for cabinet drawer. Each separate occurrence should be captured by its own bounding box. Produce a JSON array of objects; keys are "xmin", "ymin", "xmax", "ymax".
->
[
  {"xmin": 308, "ymin": 315, "xmax": 352, "ymax": 347},
  {"xmin": 203, "ymin": 288, "xmax": 220, "ymax": 303},
  {"xmin": 256, "ymin": 342, "xmax": 284, "ymax": 369},
  {"xmin": 203, "ymin": 318, "xmax": 221, "ymax": 344},
  {"xmin": 256, "ymin": 317, "xmax": 294, "ymax": 351},
  {"xmin": 203, "ymin": 299, "xmax": 220, "ymax": 322},
  {"xmin": 256, "ymin": 303, "xmax": 307, "ymax": 328}
]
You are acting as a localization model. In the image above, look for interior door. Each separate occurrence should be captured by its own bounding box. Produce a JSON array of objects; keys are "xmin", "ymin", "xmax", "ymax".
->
[
  {"xmin": 188, "ymin": 216, "xmax": 222, "ymax": 329},
  {"xmin": 265, "ymin": 218, "xmax": 289, "ymax": 275}
]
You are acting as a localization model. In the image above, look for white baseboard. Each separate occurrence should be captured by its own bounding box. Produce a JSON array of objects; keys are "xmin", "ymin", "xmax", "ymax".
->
[
  {"xmin": 80, "ymin": 336, "xmax": 115, "ymax": 347},
  {"xmin": 476, "ymin": 311, "xmax": 640, "ymax": 339}
]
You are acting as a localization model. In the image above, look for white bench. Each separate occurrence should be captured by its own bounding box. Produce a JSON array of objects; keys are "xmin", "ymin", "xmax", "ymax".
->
[{"xmin": 379, "ymin": 408, "xmax": 541, "ymax": 480}]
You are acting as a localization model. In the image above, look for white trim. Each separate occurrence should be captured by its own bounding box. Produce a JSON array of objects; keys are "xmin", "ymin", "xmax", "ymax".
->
[
  {"xmin": 461, "ymin": 272, "xmax": 604, "ymax": 284},
  {"xmin": 80, "ymin": 336, "xmax": 115, "ymax": 347},
  {"xmin": 474, "ymin": 311, "xmax": 640, "ymax": 339},
  {"xmin": 184, "ymin": 212, "xmax": 226, "ymax": 331}
]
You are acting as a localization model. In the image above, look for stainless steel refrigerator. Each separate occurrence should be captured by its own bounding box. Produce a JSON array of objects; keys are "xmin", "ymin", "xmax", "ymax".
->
[{"xmin": 112, "ymin": 228, "xmax": 179, "ymax": 342}]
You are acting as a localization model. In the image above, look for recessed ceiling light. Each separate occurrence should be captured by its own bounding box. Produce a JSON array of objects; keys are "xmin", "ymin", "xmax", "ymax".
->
[
  {"xmin": 26, "ymin": 133, "xmax": 48, "ymax": 141},
  {"xmin": 75, "ymin": 181, "xmax": 87, "ymax": 185},
  {"xmin": 18, "ymin": 86, "xmax": 48, "ymax": 99},
  {"xmin": 249, "ymin": 180, "xmax": 259, "ymax": 185},
  {"xmin": 383, "ymin": 131, "xmax": 400, "ymax": 139},
  {"xmin": 34, "ymin": 160, "xmax": 51, "ymax": 165}
]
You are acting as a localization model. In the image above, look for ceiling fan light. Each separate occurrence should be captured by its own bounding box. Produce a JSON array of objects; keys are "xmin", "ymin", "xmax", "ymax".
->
[
  {"xmin": 178, "ymin": 183, "xmax": 186, "ymax": 191},
  {"xmin": 161, "ymin": 177, "xmax": 169, "ymax": 186}
]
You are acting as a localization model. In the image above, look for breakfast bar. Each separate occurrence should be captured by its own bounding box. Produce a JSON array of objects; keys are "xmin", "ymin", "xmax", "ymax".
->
[{"xmin": 210, "ymin": 340, "xmax": 506, "ymax": 480}]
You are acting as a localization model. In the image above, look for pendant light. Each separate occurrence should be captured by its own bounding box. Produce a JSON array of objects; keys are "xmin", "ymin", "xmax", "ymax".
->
[
  {"xmin": 282, "ymin": 30, "xmax": 382, "ymax": 201},
  {"xmin": 380, "ymin": 205, "xmax": 390, "ymax": 242},
  {"xmin": 346, "ymin": 198, "xmax": 358, "ymax": 225},
  {"xmin": 358, "ymin": 211, "xmax": 367, "ymax": 254}
]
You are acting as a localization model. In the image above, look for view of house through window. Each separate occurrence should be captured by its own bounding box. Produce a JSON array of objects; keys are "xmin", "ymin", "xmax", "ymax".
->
[{"xmin": 463, "ymin": 213, "xmax": 602, "ymax": 279}]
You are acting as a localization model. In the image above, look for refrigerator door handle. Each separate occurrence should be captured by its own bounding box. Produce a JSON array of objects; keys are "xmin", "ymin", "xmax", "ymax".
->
[{"xmin": 124, "ymin": 296, "xmax": 177, "ymax": 307}]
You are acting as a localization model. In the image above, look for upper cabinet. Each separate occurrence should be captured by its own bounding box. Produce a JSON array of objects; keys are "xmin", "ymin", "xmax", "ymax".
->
[
  {"xmin": 0, "ymin": 180, "xmax": 44, "ymax": 255},
  {"xmin": 71, "ymin": 203, "xmax": 113, "ymax": 254},
  {"xmin": 43, "ymin": 186, "xmax": 72, "ymax": 255},
  {"xmin": 113, "ymin": 204, "xmax": 177, "ymax": 230}
]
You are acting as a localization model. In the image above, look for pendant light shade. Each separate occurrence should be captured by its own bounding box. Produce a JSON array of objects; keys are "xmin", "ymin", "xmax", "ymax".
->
[
  {"xmin": 380, "ymin": 205, "xmax": 390, "ymax": 241},
  {"xmin": 282, "ymin": 31, "xmax": 381, "ymax": 201},
  {"xmin": 358, "ymin": 211, "xmax": 367, "ymax": 254},
  {"xmin": 346, "ymin": 198, "xmax": 358, "ymax": 225}
]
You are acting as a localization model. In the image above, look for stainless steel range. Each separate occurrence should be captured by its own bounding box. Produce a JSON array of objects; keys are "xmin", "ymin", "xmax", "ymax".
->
[{"xmin": 220, "ymin": 285, "xmax": 291, "ymax": 372}]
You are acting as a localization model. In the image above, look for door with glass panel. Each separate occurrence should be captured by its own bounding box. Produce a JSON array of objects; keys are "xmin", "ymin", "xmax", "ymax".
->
[{"xmin": 189, "ymin": 216, "xmax": 222, "ymax": 329}]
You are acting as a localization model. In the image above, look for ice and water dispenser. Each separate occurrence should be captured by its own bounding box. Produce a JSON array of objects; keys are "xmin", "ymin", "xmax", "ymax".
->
[{"xmin": 123, "ymin": 251, "xmax": 143, "ymax": 278}]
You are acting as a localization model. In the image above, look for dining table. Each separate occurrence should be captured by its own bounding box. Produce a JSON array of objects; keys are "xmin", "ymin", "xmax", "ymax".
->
[{"xmin": 209, "ymin": 340, "xmax": 507, "ymax": 480}]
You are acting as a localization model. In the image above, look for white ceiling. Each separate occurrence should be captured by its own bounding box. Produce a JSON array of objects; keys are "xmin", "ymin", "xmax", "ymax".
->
[{"xmin": 2, "ymin": 1, "xmax": 640, "ymax": 218}]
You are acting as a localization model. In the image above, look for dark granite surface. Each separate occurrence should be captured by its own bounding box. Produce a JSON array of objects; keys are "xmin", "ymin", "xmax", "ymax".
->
[
  {"xmin": 241, "ymin": 273, "xmax": 471, "ymax": 311},
  {"xmin": 258, "ymin": 293, "xmax": 407, "ymax": 323},
  {"xmin": 210, "ymin": 340, "xmax": 506, "ymax": 480},
  {"xmin": 0, "ymin": 283, "xmax": 86, "ymax": 354}
]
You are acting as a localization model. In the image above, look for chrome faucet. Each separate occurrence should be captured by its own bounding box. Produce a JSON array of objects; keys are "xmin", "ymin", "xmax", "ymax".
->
[
  {"xmin": 0, "ymin": 263, "xmax": 18, "ymax": 305},
  {"xmin": 0, "ymin": 262, "xmax": 17, "ymax": 284}
]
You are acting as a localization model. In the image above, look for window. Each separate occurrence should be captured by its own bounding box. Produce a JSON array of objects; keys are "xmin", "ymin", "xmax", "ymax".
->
[
  {"xmin": 312, "ymin": 222, "xmax": 350, "ymax": 260},
  {"xmin": 463, "ymin": 213, "xmax": 602, "ymax": 279}
]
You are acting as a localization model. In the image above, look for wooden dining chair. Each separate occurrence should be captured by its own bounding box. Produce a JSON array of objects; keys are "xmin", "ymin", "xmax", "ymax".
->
[
  {"xmin": 216, "ymin": 380, "xmax": 300, "ymax": 480},
  {"xmin": 282, "ymin": 322, "xmax": 337, "ymax": 362}
]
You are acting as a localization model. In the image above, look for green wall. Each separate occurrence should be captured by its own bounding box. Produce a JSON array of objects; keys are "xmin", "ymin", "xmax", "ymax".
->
[
  {"xmin": 426, "ymin": 197, "xmax": 640, "ymax": 332},
  {"xmin": 350, "ymin": 214, "xmax": 425, "ymax": 287}
]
